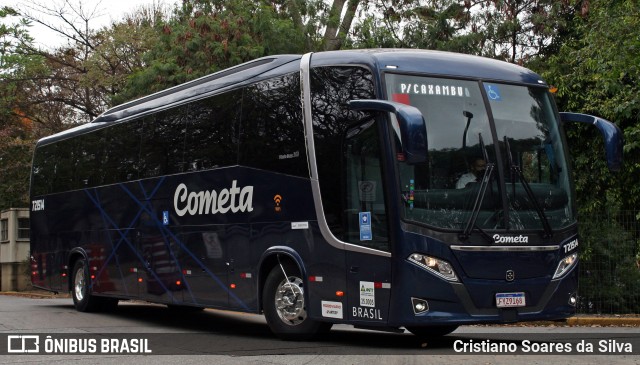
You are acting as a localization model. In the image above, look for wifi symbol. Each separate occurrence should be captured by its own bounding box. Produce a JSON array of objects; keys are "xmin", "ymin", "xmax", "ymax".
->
[{"xmin": 274, "ymin": 195, "xmax": 282, "ymax": 212}]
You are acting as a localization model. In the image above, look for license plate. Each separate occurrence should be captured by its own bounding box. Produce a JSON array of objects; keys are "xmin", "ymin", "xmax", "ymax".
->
[{"xmin": 496, "ymin": 292, "xmax": 526, "ymax": 308}]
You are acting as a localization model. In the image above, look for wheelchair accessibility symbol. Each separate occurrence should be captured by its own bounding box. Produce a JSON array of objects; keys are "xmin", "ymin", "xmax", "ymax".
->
[{"xmin": 484, "ymin": 84, "xmax": 502, "ymax": 101}]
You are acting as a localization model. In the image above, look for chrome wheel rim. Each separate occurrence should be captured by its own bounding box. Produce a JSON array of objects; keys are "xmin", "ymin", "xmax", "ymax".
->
[
  {"xmin": 74, "ymin": 267, "xmax": 85, "ymax": 302},
  {"xmin": 274, "ymin": 276, "xmax": 306, "ymax": 326}
]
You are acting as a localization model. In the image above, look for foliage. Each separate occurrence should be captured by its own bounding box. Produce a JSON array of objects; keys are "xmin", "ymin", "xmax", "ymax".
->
[
  {"xmin": 577, "ymin": 212, "xmax": 640, "ymax": 314},
  {"xmin": 79, "ymin": 11, "xmax": 164, "ymax": 118},
  {"xmin": 349, "ymin": 0, "xmax": 482, "ymax": 52},
  {"xmin": 0, "ymin": 3, "xmax": 161, "ymax": 207},
  {"xmin": 539, "ymin": 0, "xmax": 640, "ymax": 313},
  {"xmin": 542, "ymin": 0, "xmax": 640, "ymax": 214},
  {"xmin": 0, "ymin": 6, "xmax": 44, "ymax": 208},
  {"xmin": 113, "ymin": 0, "xmax": 309, "ymax": 103},
  {"xmin": 348, "ymin": 0, "xmax": 576, "ymax": 61},
  {"xmin": 471, "ymin": 0, "xmax": 576, "ymax": 62}
]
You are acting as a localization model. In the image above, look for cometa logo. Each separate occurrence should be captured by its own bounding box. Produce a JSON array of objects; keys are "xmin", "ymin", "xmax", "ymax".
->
[
  {"xmin": 173, "ymin": 180, "xmax": 254, "ymax": 216},
  {"xmin": 492, "ymin": 234, "xmax": 529, "ymax": 244}
]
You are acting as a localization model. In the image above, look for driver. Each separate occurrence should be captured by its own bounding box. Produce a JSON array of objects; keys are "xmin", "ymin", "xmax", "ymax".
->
[{"xmin": 456, "ymin": 157, "xmax": 486, "ymax": 189}]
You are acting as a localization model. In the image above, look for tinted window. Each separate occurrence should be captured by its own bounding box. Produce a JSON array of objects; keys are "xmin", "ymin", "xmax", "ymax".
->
[
  {"xmin": 31, "ymin": 143, "xmax": 57, "ymax": 196},
  {"xmin": 185, "ymin": 91, "xmax": 241, "ymax": 171},
  {"xmin": 101, "ymin": 120, "xmax": 141, "ymax": 185},
  {"xmin": 239, "ymin": 73, "xmax": 308, "ymax": 177},
  {"xmin": 140, "ymin": 106, "xmax": 188, "ymax": 178},
  {"xmin": 310, "ymin": 66, "xmax": 388, "ymax": 249},
  {"xmin": 52, "ymin": 137, "xmax": 79, "ymax": 193},
  {"xmin": 76, "ymin": 128, "xmax": 107, "ymax": 188},
  {"xmin": 342, "ymin": 120, "xmax": 389, "ymax": 250},
  {"xmin": 43, "ymin": 120, "xmax": 142, "ymax": 193}
]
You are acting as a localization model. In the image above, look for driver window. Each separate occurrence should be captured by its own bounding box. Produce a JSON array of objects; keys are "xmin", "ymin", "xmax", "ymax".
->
[
  {"xmin": 344, "ymin": 120, "xmax": 389, "ymax": 251},
  {"xmin": 311, "ymin": 65, "xmax": 389, "ymax": 251}
]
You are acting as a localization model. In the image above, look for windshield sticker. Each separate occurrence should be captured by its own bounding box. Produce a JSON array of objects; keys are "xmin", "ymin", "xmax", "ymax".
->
[
  {"xmin": 392, "ymin": 93, "xmax": 410, "ymax": 105},
  {"xmin": 398, "ymin": 83, "xmax": 471, "ymax": 98},
  {"xmin": 359, "ymin": 212, "xmax": 372, "ymax": 241},
  {"xmin": 484, "ymin": 84, "xmax": 502, "ymax": 101}
]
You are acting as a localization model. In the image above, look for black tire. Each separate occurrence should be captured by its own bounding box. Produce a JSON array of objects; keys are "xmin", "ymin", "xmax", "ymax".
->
[
  {"xmin": 71, "ymin": 259, "xmax": 107, "ymax": 312},
  {"xmin": 406, "ymin": 325, "xmax": 459, "ymax": 338},
  {"xmin": 262, "ymin": 262, "xmax": 329, "ymax": 340}
]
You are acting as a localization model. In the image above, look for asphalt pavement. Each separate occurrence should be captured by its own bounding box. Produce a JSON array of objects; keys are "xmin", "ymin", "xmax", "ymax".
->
[{"xmin": 3, "ymin": 290, "xmax": 639, "ymax": 327}]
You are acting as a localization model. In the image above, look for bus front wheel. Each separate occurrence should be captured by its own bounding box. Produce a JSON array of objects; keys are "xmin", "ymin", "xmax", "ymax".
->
[{"xmin": 262, "ymin": 263, "xmax": 329, "ymax": 340}]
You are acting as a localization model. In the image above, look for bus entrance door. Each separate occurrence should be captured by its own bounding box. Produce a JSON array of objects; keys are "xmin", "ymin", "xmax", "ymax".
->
[{"xmin": 346, "ymin": 251, "xmax": 391, "ymax": 325}]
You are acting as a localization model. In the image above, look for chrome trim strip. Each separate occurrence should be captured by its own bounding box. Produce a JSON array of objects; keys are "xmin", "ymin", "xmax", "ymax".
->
[
  {"xmin": 451, "ymin": 245, "xmax": 560, "ymax": 252},
  {"xmin": 300, "ymin": 53, "xmax": 391, "ymax": 258},
  {"xmin": 300, "ymin": 53, "xmax": 316, "ymax": 180}
]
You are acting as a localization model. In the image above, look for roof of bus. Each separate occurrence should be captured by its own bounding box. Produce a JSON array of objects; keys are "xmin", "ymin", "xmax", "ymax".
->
[
  {"xmin": 37, "ymin": 49, "xmax": 547, "ymax": 146},
  {"xmin": 311, "ymin": 49, "xmax": 546, "ymax": 86}
]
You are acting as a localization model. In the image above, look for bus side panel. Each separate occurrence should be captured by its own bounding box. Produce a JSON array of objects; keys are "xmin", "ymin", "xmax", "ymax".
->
[
  {"xmin": 298, "ymin": 224, "xmax": 350, "ymax": 323},
  {"xmin": 30, "ymin": 207, "xmax": 51, "ymax": 290},
  {"xmin": 85, "ymin": 183, "xmax": 143, "ymax": 299},
  {"xmin": 221, "ymin": 168, "xmax": 327, "ymax": 312},
  {"xmin": 31, "ymin": 166, "xmax": 350, "ymax": 313}
]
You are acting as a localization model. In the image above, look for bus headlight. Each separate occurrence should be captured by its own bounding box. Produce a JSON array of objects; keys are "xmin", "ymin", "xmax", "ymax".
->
[
  {"xmin": 553, "ymin": 252, "xmax": 578, "ymax": 279},
  {"xmin": 408, "ymin": 254, "xmax": 459, "ymax": 282}
]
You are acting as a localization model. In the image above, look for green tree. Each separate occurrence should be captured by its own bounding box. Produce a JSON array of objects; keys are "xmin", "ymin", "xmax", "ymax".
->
[
  {"xmin": 0, "ymin": 6, "xmax": 44, "ymax": 208},
  {"xmin": 114, "ymin": 0, "xmax": 309, "ymax": 103},
  {"xmin": 83, "ymin": 10, "xmax": 164, "ymax": 111},
  {"xmin": 472, "ymin": 0, "xmax": 575, "ymax": 63},
  {"xmin": 349, "ymin": 0, "xmax": 481, "ymax": 52},
  {"xmin": 541, "ymin": 0, "xmax": 640, "ymax": 313},
  {"xmin": 12, "ymin": 1, "xmax": 167, "ymax": 124},
  {"xmin": 543, "ymin": 0, "xmax": 640, "ymax": 214}
]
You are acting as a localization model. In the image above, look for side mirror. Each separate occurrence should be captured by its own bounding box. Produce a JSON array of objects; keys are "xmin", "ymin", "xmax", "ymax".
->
[
  {"xmin": 559, "ymin": 112, "xmax": 623, "ymax": 172},
  {"xmin": 348, "ymin": 100, "xmax": 427, "ymax": 164}
]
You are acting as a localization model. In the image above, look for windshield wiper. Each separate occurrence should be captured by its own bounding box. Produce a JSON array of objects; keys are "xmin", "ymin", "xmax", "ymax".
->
[
  {"xmin": 504, "ymin": 136, "xmax": 553, "ymax": 239},
  {"xmin": 459, "ymin": 133, "xmax": 495, "ymax": 243}
]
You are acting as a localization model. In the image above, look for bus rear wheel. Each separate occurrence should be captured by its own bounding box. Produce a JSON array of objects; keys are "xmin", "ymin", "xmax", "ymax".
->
[
  {"xmin": 263, "ymin": 263, "xmax": 329, "ymax": 340},
  {"xmin": 71, "ymin": 259, "xmax": 116, "ymax": 312},
  {"xmin": 406, "ymin": 325, "xmax": 459, "ymax": 338}
]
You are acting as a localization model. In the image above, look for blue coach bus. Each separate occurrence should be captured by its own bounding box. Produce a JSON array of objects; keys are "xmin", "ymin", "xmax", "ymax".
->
[{"xmin": 29, "ymin": 49, "xmax": 622, "ymax": 339}]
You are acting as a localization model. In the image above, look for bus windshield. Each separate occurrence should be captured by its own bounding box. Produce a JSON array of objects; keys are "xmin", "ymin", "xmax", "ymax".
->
[{"xmin": 385, "ymin": 74, "xmax": 574, "ymax": 232}]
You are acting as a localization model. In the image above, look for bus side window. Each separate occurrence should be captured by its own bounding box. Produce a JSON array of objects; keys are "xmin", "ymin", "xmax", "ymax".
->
[
  {"xmin": 52, "ymin": 138, "xmax": 78, "ymax": 193},
  {"xmin": 102, "ymin": 121, "xmax": 141, "ymax": 185},
  {"xmin": 139, "ymin": 106, "xmax": 187, "ymax": 178},
  {"xmin": 76, "ymin": 129, "xmax": 106, "ymax": 188},
  {"xmin": 32, "ymin": 143, "xmax": 57, "ymax": 196},
  {"xmin": 185, "ymin": 91, "xmax": 241, "ymax": 172},
  {"xmin": 239, "ymin": 73, "xmax": 308, "ymax": 177}
]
